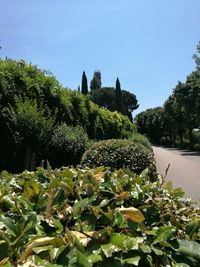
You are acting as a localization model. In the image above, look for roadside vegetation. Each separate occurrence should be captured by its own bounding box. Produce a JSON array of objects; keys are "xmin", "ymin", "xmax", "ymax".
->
[
  {"xmin": 0, "ymin": 58, "xmax": 137, "ymax": 173},
  {"xmin": 135, "ymin": 42, "xmax": 200, "ymax": 151},
  {"xmin": 0, "ymin": 53, "xmax": 200, "ymax": 266}
]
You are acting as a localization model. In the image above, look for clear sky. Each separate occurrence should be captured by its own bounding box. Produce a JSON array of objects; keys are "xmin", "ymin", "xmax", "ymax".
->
[{"xmin": 0, "ymin": 0, "xmax": 199, "ymax": 116}]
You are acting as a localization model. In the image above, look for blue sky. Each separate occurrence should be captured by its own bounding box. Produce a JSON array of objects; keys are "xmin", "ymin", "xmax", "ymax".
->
[{"xmin": 0, "ymin": 0, "xmax": 199, "ymax": 116}]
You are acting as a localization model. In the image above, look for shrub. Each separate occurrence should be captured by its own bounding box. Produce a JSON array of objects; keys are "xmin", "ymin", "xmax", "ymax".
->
[
  {"xmin": 81, "ymin": 139, "xmax": 157, "ymax": 180},
  {"xmin": 3, "ymin": 97, "xmax": 55, "ymax": 172},
  {"xmin": 127, "ymin": 132, "xmax": 152, "ymax": 149},
  {"xmin": 0, "ymin": 167, "xmax": 199, "ymax": 266},
  {"xmin": 49, "ymin": 123, "xmax": 90, "ymax": 167}
]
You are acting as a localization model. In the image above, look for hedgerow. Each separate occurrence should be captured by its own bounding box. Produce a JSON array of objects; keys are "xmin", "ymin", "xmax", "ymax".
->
[
  {"xmin": 0, "ymin": 167, "xmax": 199, "ymax": 266},
  {"xmin": 0, "ymin": 59, "xmax": 136, "ymax": 172}
]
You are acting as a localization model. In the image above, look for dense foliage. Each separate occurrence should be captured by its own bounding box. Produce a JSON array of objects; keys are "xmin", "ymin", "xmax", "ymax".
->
[
  {"xmin": 49, "ymin": 124, "xmax": 90, "ymax": 168},
  {"xmin": 135, "ymin": 107, "xmax": 164, "ymax": 144},
  {"xmin": 135, "ymin": 68, "xmax": 200, "ymax": 149},
  {"xmin": 127, "ymin": 132, "xmax": 152, "ymax": 149},
  {"xmin": 0, "ymin": 59, "xmax": 136, "ymax": 172},
  {"xmin": 81, "ymin": 139, "xmax": 156, "ymax": 180},
  {"xmin": 90, "ymin": 87, "xmax": 139, "ymax": 122},
  {"xmin": 0, "ymin": 167, "xmax": 199, "ymax": 266}
]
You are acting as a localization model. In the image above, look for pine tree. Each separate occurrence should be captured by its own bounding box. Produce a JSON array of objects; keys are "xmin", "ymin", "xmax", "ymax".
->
[
  {"xmin": 90, "ymin": 71, "xmax": 101, "ymax": 90},
  {"xmin": 81, "ymin": 71, "xmax": 88, "ymax": 95},
  {"xmin": 115, "ymin": 77, "xmax": 123, "ymax": 113}
]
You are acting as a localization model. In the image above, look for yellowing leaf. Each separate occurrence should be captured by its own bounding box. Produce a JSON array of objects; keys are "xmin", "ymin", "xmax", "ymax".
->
[
  {"xmin": 116, "ymin": 191, "xmax": 130, "ymax": 200},
  {"xmin": 118, "ymin": 207, "xmax": 145, "ymax": 223},
  {"xmin": 94, "ymin": 172, "xmax": 105, "ymax": 181},
  {"xmin": 71, "ymin": 231, "xmax": 94, "ymax": 246},
  {"xmin": 19, "ymin": 237, "xmax": 56, "ymax": 263}
]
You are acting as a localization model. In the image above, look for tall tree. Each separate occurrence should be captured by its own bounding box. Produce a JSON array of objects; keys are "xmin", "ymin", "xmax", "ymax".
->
[
  {"xmin": 115, "ymin": 78, "xmax": 123, "ymax": 113},
  {"xmin": 193, "ymin": 41, "xmax": 200, "ymax": 69},
  {"xmin": 90, "ymin": 71, "xmax": 101, "ymax": 90},
  {"xmin": 81, "ymin": 71, "xmax": 88, "ymax": 95}
]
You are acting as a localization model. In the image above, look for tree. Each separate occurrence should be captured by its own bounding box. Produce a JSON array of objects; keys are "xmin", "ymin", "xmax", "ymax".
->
[
  {"xmin": 115, "ymin": 78, "xmax": 123, "ymax": 113},
  {"xmin": 90, "ymin": 71, "xmax": 101, "ymax": 90},
  {"xmin": 81, "ymin": 71, "xmax": 88, "ymax": 95},
  {"xmin": 193, "ymin": 41, "xmax": 200, "ymax": 69},
  {"xmin": 90, "ymin": 87, "xmax": 139, "ymax": 121},
  {"xmin": 121, "ymin": 90, "xmax": 139, "ymax": 122},
  {"xmin": 135, "ymin": 107, "xmax": 164, "ymax": 144}
]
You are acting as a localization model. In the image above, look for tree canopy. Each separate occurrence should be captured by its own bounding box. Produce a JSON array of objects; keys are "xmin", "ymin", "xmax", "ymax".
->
[
  {"xmin": 90, "ymin": 87, "xmax": 139, "ymax": 121},
  {"xmin": 135, "ymin": 67, "xmax": 200, "ymax": 148},
  {"xmin": 90, "ymin": 70, "xmax": 102, "ymax": 90}
]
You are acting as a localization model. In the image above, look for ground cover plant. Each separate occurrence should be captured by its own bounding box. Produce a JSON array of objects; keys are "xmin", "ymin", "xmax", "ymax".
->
[{"xmin": 0, "ymin": 167, "xmax": 200, "ymax": 266}]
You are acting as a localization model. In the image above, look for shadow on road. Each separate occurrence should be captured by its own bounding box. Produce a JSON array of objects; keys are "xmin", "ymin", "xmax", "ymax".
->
[
  {"xmin": 153, "ymin": 146, "xmax": 200, "ymax": 157},
  {"xmin": 180, "ymin": 151, "xmax": 200, "ymax": 156}
]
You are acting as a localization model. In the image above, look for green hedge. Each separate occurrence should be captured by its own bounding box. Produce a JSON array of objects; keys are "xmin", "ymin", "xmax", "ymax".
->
[
  {"xmin": 81, "ymin": 139, "xmax": 157, "ymax": 180},
  {"xmin": 0, "ymin": 59, "xmax": 136, "ymax": 172},
  {"xmin": 49, "ymin": 124, "xmax": 90, "ymax": 168},
  {"xmin": 0, "ymin": 167, "xmax": 199, "ymax": 266}
]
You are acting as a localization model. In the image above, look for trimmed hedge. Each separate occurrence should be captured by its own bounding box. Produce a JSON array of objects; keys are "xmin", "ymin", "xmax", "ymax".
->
[
  {"xmin": 0, "ymin": 167, "xmax": 199, "ymax": 266},
  {"xmin": 81, "ymin": 139, "xmax": 157, "ymax": 180}
]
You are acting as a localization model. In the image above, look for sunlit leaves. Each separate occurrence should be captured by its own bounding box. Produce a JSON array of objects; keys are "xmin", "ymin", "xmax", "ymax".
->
[{"xmin": 0, "ymin": 167, "xmax": 199, "ymax": 266}]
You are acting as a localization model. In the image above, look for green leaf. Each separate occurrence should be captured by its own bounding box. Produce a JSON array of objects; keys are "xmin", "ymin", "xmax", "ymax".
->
[
  {"xmin": 172, "ymin": 264, "xmax": 190, "ymax": 267},
  {"xmin": 73, "ymin": 196, "xmax": 96, "ymax": 219},
  {"xmin": 110, "ymin": 233, "xmax": 143, "ymax": 251},
  {"xmin": 153, "ymin": 226, "xmax": 175, "ymax": 244},
  {"xmin": 176, "ymin": 239, "xmax": 200, "ymax": 259},
  {"xmin": 87, "ymin": 254, "xmax": 102, "ymax": 264},
  {"xmin": 101, "ymin": 243, "xmax": 121, "ymax": 257},
  {"xmin": 2, "ymin": 195, "xmax": 15, "ymax": 210},
  {"xmin": 122, "ymin": 256, "xmax": 141, "ymax": 266},
  {"xmin": 140, "ymin": 243, "xmax": 151, "ymax": 253},
  {"xmin": 0, "ymin": 215, "xmax": 17, "ymax": 237},
  {"xmin": 75, "ymin": 249, "xmax": 92, "ymax": 267},
  {"xmin": 151, "ymin": 245, "xmax": 163, "ymax": 255}
]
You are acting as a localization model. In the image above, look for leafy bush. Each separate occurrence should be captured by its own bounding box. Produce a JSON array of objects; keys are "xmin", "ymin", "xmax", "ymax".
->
[
  {"xmin": 0, "ymin": 167, "xmax": 199, "ymax": 266},
  {"xmin": 2, "ymin": 97, "xmax": 55, "ymax": 172},
  {"xmin": 81, "ymin": 139, "xmax": 157, "ymax": 180},
  {"xmin": 127, "ymin": 132, "xmax": 151, "ymax": 149},
  {"xmin": 49, "ymin": 123, "xmax": 90, "ymax": 167},
  {"xmin": 0, "ymin": 59, "xmax": 137, "ymax": 172}
]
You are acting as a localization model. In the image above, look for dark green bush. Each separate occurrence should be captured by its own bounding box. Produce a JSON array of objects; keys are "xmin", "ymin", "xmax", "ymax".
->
[
  {"xmin": 49, "ymin": 123, "xmax": 90, "ymax": 167},
  {"xmin": 81, "ymin": 139, "xmax": 157, "ymax": 180}
]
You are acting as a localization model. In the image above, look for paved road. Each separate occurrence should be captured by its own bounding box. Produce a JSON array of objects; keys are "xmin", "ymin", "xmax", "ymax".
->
[{"xmin": 153, "ymin": 146, "xmax": 200, "ymax": 203}]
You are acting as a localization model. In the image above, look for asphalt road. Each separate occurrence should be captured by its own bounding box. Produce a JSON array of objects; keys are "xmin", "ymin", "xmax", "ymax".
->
[{"xmin": 153, "ymin": 146, "xmax": 200, "ymax": 204}]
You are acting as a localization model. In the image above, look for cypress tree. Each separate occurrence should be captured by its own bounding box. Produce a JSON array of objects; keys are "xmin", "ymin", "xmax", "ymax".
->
[
  {"xmin": 81, "ymin": 71, "xmax": 88, "ymax": 95},
  {"xmin": 115, "ymin": 77, "xmax": 123, "ymax": 113}
]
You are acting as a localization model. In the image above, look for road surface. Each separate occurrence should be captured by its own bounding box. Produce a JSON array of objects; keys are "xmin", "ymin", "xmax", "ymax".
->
[{"xmin": 153, "ymin": 146, "xmax": 200, "ymax": 204}]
